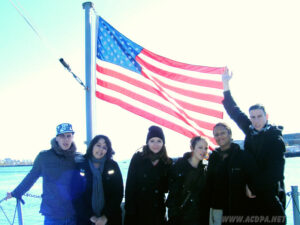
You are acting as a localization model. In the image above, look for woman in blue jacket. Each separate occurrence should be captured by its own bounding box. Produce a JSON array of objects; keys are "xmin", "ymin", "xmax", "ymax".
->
[{"xmin": 73, "ymin": 135, "xmax": 123, "ymax": 225}]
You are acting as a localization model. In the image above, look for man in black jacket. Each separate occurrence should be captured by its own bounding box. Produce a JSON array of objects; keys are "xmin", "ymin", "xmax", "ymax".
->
[
  {"xmin": 207, "ymin": 123, "xmax": 258, "ymax": 225},
  {"xmin": 221, "ymin": 68, "xmax": 286, "ymax": 225},
  {"xmin": 6, "ymin": 123, "xmax": 78, "ymax": 225}
]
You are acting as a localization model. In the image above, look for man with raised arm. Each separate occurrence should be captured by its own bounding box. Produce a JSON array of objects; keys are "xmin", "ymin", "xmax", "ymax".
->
[
  {"xmin": 6, "ymin": 123, "xmax": 78, "ymax": 225},
  {"xmin": 221, "ymin": 68, "xmax": 286, "ymax": 224}
]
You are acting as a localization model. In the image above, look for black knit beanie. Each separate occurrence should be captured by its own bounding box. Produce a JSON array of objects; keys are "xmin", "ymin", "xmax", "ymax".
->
[{"xmin": 146, "ymin": 126, "xmax": 165, "ymax": 144}]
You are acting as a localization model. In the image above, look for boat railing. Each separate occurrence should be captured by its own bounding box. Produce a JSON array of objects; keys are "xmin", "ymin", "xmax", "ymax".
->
[
  {"xmin": 0, "ymin": 197, "xmax": 17, "ymax": 225},
  {"xmin": 1, "ymin": 186, "xmax": 300, "ymax": 225},
  {"xmin": 287, "ymin": 186, "xmax": 300, "ymax": 225},
  {"xmin": 0, "ymin": 193, "xmax": 42, "ymax": 225}
]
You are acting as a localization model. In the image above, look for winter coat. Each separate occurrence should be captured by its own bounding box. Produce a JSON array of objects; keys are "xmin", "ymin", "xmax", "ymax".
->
[
  {"xmin": 206, "ymin": 143, "xmax": 257, "ymax": 217},
  {"xmin": 12, "ymin": 147, "xmax": 77, "ymax": 219},
  {"xmin": 222, "ymin": 90, "xmax": 286, "ymax": 224},
  {"xmin": 166, "ymin": 152, "xmax": 209, "ymax": 225},
  {"xmin": 72, "ymin": 157, "xmax": 124, "ymax": 225},
  {"xmin": 222, "ymin": 90, "xmax": 285, "ymax": 194},
  {"xmin": 124, "ymin": 152, "xmax": 172, "ymax": 225}
]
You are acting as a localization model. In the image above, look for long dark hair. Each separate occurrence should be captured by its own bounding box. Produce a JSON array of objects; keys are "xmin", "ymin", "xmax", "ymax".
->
[
  {"xmin": 84, "ymin": 135, "xmax": 115, "ymax": 160},
  {"xmin": 141, "ymin": 144, "xmax": 172, "ymax": 165}
]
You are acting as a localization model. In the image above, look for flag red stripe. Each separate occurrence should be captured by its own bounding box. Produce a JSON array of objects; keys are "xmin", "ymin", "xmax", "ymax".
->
[
  {"xmin": 141, "ymin": 48, "xmax": 225, "ymax": 74},
  {"xmin": 96, "ymin": 65, "xmax": 156, "ymax": 94},
  {"xmin": 97, "ymin": 78, "xmax": 217, "ymax": 131},
  {"xmin": 136, "ymin": 56, "xmax": 223, "ymax": 89},
  {"xmin": 95, "ymin": 91, "xmax": 217, "ymax": 147},
  {"xmin": 97, "ymin": 64, "xmax": 223, "ymax": 118},
  {"xmin": 175, "ymin": 99, "xmax": 223, "ymax": 118},
  {"xmin": 140, "ymin": 70, "xmax": 218, "ymax": 134},
  {"xmin": 96, "ymin": 78, "xmax": 192, "ymax": 125},
  {"xmin": 96, "ymin": 91, "xmax": 195, "ymax": 138},
  {"xmin": 150, "ymin": 75, "xmax": 223, "ymax": 104},
  {"xmin": 97, "ymin": 65, "xmax": 179, "ymax": 109}
]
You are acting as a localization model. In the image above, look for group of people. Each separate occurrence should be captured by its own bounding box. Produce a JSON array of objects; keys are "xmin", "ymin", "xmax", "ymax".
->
[{"xmin": 6, "ymin": 70, "xmax": 286, "ymax": 225}]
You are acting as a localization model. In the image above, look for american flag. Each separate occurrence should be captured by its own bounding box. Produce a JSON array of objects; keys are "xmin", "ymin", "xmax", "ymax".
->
[{"xmin": 95, "ymin": 16, "xmax": 225, "ymax": 149}]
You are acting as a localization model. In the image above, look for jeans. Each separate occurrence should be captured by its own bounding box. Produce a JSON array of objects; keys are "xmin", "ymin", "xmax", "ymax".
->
[
  {"xmin": 209, "ymin": 208, "xmax": 223, "ymax": 225},
  {"xmin": 44, "ymin": 216, "xmax": 77, "ymax": 225}
]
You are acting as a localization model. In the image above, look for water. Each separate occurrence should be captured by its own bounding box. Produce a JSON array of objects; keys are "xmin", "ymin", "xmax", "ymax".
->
[{"xmin": 0, "ymin": 158, "xmax": 299, "ymax": 225}]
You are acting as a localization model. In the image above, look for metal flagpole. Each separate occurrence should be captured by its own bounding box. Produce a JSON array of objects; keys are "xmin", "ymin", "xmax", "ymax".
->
[{"xmin": 82, "ymin": 1, "xmax": 95, "ymax": 145}]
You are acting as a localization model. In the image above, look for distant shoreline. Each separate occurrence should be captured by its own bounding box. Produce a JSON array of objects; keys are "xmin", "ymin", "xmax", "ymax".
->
[
  {"xmin": 0, "ymin": 164, "xmax": 33, "ymax": 167},
  {"xmin": 285, "ymin": 151, "xmax": 300, "ymax": 158}
]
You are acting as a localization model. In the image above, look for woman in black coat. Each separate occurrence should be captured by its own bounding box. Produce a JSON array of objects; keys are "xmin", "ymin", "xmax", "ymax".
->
[
  {"xmin": 167, "ymin": 136, "xmax": 209, "ymax": 225},
  {"xmin": 73, "ymin": 135, "xmax": 123, "ymax": 225},
  {"xmin": 124, "ymin": 125, "xmax": 172, "ymax": 225}
]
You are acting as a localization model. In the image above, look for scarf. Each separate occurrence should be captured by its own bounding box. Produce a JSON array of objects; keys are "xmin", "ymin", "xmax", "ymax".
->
[
  {"xmin": 148, "ymin": 150, "xmax": 164, "ymax": 162},
  {"xmin": 51, "ymin": 138, "xmax": 76, "ymax": 159},
  {"xmin": 249, "ymin": 124, "xmax": 272, "ymax": 136},
  {"xmin": 88, "ymin": 156, "xmax": 106, "ymax": 216}
]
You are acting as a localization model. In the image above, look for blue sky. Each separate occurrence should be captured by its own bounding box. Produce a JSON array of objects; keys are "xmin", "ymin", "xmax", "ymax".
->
[{"xmin": 1, "ymin": 0, "xmax": 299, "ymax": 161}]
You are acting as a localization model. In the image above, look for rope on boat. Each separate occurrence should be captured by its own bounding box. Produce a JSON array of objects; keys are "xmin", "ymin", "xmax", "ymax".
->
[
  {"xmin": 286, "ymin": 191, "xmax": 300, "ymax": 215},
  {"xmin": 0, "ymin": 193, "xmax": 40, "ymax": 225},
  {"xmin": 8, "ymin": 0, "xmax": 43, "ymax": 41},
  {"xmin": 8, "ymin": 0, "xmax": 56, "ymax": 59},
  {"xmin": 0, "ymin": 197, "xmax": 7, "ymax": 204},
  {"xmin": 286, "ymin": 194, "xmax": 292, "ymax": 209},
  {"xmin": 8, "ymin": 0, "xmax": 86, "ymax": 90},
  {"xmin": 0, "ymin": 199, "xmax": 17, "ymax": 225}
]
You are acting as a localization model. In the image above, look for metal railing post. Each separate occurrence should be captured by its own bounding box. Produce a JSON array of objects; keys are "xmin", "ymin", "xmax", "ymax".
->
[
  {"xmin": 292, "ymin": 186, "xmax": 300, "ymax": 225},
  {"xmin": 16, "ymin": 199, "xmax": 23, "ymax": 225}
]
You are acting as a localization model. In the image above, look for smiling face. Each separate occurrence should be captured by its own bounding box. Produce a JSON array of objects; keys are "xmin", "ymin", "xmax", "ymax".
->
[
  {"xmin": 191, "ymin": 139, "xmax": 208, "ymax": 161},
  {"xmin": 55, "ymin": 133, "xmax": 74, "ymax": 150},
  {"xmin": 213, "ymin": 125, "xmax": 232, "ymax": 150},
  {"xmin": 92, "ymin": 138, "xmax": 108, "ymax": 159},
  {"xmin": 148, "ymin": 137, "xmax": 164, "ymax": 154},
  {"xmin": 249, "ymin": 109, "xmax": 268, "ymax": 131}
]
